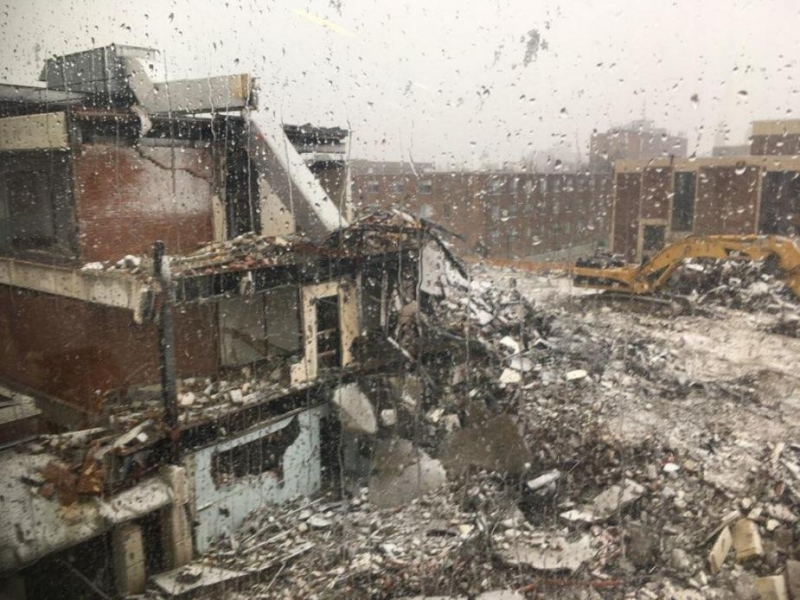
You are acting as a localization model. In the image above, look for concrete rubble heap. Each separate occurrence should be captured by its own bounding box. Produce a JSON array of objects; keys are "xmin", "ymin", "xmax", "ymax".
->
[{"xmin": 132, "ymin": 259, "xmax": 800, "ymax": 598}]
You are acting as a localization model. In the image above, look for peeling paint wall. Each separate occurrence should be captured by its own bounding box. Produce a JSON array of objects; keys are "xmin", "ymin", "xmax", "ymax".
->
[{"xmin": 188, "ymin": 406, "xmax": 324, "ymax": 553}]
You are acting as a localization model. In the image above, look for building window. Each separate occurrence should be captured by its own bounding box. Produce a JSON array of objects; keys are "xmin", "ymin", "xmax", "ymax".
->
[
  {"xmin": 211, "ymin": 418, "xmax": 300, "ymax": 487},
  {"xmin": 443, "ymin": 203, "xmax": 453, "ymax": 218},
  {"xmin": 643, "ymin": 224, "xmax": 666, "ymax": 253},
  {"xmin": 540, "ymin": 177, "xmax": 548, "ymax": 193},
  {"xmin": 672, "ymin": 171, "xmax": 696, "ymax": 231},
  {"xmin": 524, "ymin": 179, "xmax": 533, "ymax": 196},
  {"xmin": 0, "ymin": 152, "xmax": 73, "ymax": 256},
  {"xmin": 510, "ymin": 177, "xmax": 519, "ymax": 195},
  {"xmin": 417, "ymin": 179, "xmax": 433, "ymax": 194},
  {"xmin": 490, "ymin": 205, "xmax": 500, "ymax": 221},
  {"xmin": 389, "ymin": 178, "xmax": 406, "ymax": 194},
  {"xmin": 489, "ymin": 178, "xmax": 505, "ymax": 196},
  {"xmin": 366, "ymin": 180, "xmax": 380, "ymax": 194}
]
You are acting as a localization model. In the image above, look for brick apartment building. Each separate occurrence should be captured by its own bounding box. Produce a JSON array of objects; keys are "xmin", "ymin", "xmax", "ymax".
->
[
  {"xmin": 610, "ymin": 119, "xmax": 800, "ymax": 262},
  {"xmin": 589, "ymin": 120, "xmax": 688, "ymax": 174},
  {"xmin": 353, "ymin": 168, "xmax": 614, "ymax": 260}
]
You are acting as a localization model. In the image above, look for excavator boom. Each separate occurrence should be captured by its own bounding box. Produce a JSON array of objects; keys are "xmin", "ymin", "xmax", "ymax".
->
[{"xmin": 573, "ymin": 235, "xmax": 800, "ymax": 299}]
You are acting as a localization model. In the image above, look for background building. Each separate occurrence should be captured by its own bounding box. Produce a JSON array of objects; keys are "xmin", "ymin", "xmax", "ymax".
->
[
  {"xmin": 353, "ymin": 168, "xmax": 613, "ymax": 260},
  {"xmin": 589, "ymin": 120, "xmax": 688, "ymax": 173},
  {"xmin": 611, "ymin": 153, "xmax": 800, "ymax": 262}
]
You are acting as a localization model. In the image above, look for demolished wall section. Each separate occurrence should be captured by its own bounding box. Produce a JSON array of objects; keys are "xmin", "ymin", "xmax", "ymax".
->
[
  {"xmin": 73, "ymin": 144, "xmax": 216, "ymax": 262},
  {"xmin": 189, "ymin": 406, "xmax": 324, "ymax": 553},
  {"xmin": 0, "ymin": 286, "xmax": 218, "ymax": 420}
]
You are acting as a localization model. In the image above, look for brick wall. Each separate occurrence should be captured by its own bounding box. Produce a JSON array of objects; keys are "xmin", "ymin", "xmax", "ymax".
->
[
  {"xmin": 0, "ymin": 286, "xmax": 218, "ymax": 417},
  {"xmin": 73, "ymin": 144, "xmax": 216, "ymax": 263},
  {"xmin": 353, "ymin": 170, "xmax": 612, "ymax": 259}
]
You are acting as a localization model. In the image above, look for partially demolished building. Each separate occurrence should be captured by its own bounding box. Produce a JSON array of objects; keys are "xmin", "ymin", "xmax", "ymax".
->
[{"xmin": 0, "ymin": 45, "xmax": 460, "ymax": 597}]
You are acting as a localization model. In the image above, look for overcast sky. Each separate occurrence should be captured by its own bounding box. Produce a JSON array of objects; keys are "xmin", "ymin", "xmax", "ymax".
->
[{"xmin": 2, "ymin": 0, "xmax": 798, "ymax": 166}]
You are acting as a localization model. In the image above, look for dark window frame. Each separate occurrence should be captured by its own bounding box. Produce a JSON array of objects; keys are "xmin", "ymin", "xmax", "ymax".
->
[
  {"xmin": 671, "ymin": 171, "xmax": 696, "ymax": 231},
  {"xmin": 0, "ymin": 150, "xmax": 78, "ymax": 262}
]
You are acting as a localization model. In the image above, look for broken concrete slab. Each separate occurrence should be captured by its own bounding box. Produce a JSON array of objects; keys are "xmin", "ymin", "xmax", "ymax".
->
[
  {"xmin": 755, "ymin": 575, "xmax": 788, "ymax": 600},
  {"xmin": 440, "ymin": 414, "xmax": 533, "ymax": 475},
  {"xmin": 499, "ymin": 368, "xmax": 522, "ymax": 384},
  {"xmin": 591, "ymin": 478, "xmax": 645, "ymax": 519},
  {"xmin": 561, "ymin": 478, "xmax": 645, "ymax": 524},
  {"xmin": 332, "ymin": 382, "xmax": 377, "ymax": 435},
  {"xmin": 369, "ymin": 439, "xmax": 447, "ymax": 509},
  {"xmin": 732, "ymin": 518, "xmax": 764, "ymax": 562},
  {"xmin": 499, "ymin": 336, "xmax": 521, "ymax": 354},
  {"xmin": 499, "ymin": 535, "xmax": 595, "ymax": 572},
  {"xmin": 152, "ymin": 565, "xmax": 249, "ymax": 597},
  {"xmin": 566, "ymin": 369, "xmax": 588, "ymax": 381},
  {"xmin": 708, "ymin": 526, "xmax": 732, "ymax": 573},
  {"xmin": 508, "ymin": 356, "xmax": 534, "ymax": 372}
]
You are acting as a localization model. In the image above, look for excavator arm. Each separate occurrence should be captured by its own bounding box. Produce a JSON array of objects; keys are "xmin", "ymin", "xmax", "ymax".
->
[{"xmin": 573, "ymin": 235, "xmax": 800, "ymax": 299}]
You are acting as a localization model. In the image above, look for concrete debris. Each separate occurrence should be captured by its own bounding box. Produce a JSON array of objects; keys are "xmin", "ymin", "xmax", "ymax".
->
[
  {"xmin": 708, "ymin": 526, "xmax": 732, "ymax": 573},
  {"xmin": 755, "ymin": 575, "xmax": 788, "ymax": 600},
  {"xmin": 332, "ymin": 382, "xmax": 378, "ymax": 435},
  {"xmin": 440, "ymin": 414, "xmax": 533, "ymax": 475},
  {"xmin": 785, "ymin": 560, "xmax": 800, "ymax": 599},
  {"xmin": 527, "ymin": 469, "xmax": 562, "ymax": 492},
  {"xmin": 671, "ymin": 257, "xmax": 799, "ymax": 314},
  {"xmin": 499, "ymin": 534, "xmax": 596, "ymax": 571},
  {"xmin": 733, "ymin": 518, "xmax": 765, "ymax": 562},
  {"xmin": 134, "ymin": 266, "xmax": 800, "ymax": 597},
  {"xmin": 561, "ymin": 478, "xmax": 645, "ymax": 523},
  {"xmin": 380, "ymin": 408, "xmax": 398, "ymax": 426},
  {"xmin": 499, "ymin": 368, "xmax": 522, "ymax": 384},
  {"xmin": 13, "ymin": 248, "xmax": 800, "ymax": 598},
  {"xmin": 369, "ymin": 439, "xmax": 447, "ymax": 508},
  {"xmin": 565, "ymin": 368, "xmax": 588, "ymax": 381}
]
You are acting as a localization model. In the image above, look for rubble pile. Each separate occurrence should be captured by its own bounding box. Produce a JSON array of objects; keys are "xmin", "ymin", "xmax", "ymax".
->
[
  {"xmin": 668, "ymin": 258, "xmax": 799, "ymax": 312},
  {"xmin": 142, "ymin": 260, "xmax": 800, "ymax": 598}
]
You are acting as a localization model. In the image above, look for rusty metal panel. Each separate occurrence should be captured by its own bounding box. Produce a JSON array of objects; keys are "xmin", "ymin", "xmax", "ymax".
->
[{"xmin": 0, "ymin": 112, "xmax": 68, "ymax": 151}]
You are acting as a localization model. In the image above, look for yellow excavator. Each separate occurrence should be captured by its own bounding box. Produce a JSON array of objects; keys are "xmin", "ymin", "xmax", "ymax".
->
[{"xmin": 572, "ymin": 234, "xmax": 800, "ymax": 300}]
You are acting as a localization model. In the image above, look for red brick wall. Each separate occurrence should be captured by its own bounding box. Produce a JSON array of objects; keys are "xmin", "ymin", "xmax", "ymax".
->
[
  {"xmin": 0, "ymin": 286, "xmax": 218, "ymax": 415},
  {"xmin": 640, "ymin": 168, "xmax": 671, "ymax": 220},
  {"xmin": 73, "ymin": 144, "xmax": 215, "ymax": 263},
  {"xmin": 612, "ymin": 172, "xmax": 642, "ymax": 261},
  {"xmin": 353, "ymin": 171, "xmax": 613, "ymax": 259}
]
